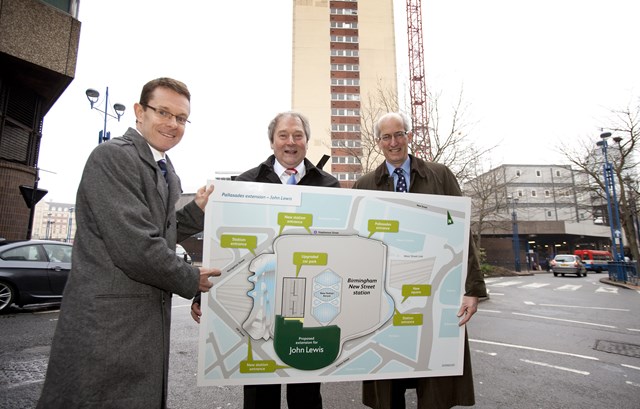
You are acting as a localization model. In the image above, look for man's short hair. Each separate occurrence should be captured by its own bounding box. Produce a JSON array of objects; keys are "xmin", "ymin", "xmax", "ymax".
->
[
  {"xmin": 267, "ymin": 111, "xmax": 311, "ymax": 143},
  {"xmin": 139, "ymin": 77, "xmax": 190, "ymax": 106}
]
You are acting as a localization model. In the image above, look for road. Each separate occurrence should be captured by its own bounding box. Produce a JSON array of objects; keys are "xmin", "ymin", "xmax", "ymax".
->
[{"xmin": 1, "ymin": 273, "xmax": 639, "ymax": 408}]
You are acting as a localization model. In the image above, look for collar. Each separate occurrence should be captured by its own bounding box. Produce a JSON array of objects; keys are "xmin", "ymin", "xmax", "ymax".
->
[
  {"xmin": 384, "ymin": 157, "xmax": 411, "ymax": 176},
  {"xmin": 273, "ymin": 159, "xmax": 305, "ymax": 179}
]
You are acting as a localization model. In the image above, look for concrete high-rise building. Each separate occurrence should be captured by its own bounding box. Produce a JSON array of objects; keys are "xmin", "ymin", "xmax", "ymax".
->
[
  {"xmin": 0, "ymin": 0, "xmax": 81, "ymax": 240},
  {"xmin": 292, "ymin": 0, "xmax": 397, "ymax": 187}
]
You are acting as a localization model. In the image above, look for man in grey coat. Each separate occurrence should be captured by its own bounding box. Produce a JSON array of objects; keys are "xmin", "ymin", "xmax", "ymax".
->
[{"xmin": 37, "ymin": 77, "xmax": 220, "ymax": 409}]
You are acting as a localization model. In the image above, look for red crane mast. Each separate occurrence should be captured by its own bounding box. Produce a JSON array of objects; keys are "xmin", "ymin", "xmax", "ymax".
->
[{"xmin": 406, "ymin": 0, "xmax": 431, "ymax": 160}]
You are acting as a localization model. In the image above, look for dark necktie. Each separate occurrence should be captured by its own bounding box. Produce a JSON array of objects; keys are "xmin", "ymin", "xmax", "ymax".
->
[
  {"xmin": 157, "ymin": 159, "xmax": 168, "ymax": 183},
  {"xmin": 285, "ymin": 168, "xmax": 297, "ymax": 185},
  {"xmin": 394, "ymin": 168, "xmax": 407, "ymax": 192}
]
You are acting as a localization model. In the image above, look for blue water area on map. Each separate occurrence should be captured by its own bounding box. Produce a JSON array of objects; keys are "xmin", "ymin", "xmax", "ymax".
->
[
  {"xmin": 211, "ymin": 313, "xmax": 241, "ymax": 355},
  {"xmin": 439, "ymin": 265, "xmax": 462, "ymax": 305},
  {"xmin": 247, "ymin": 258, "xmax": 277, "ymax": 320},
  {"xmin": 438, "ymin": 308, "xmax": 460, "ymax": 338},
  {"xmin": 221, "ymin": 203, "xmax": 276, "ymax": 226},
  {"xmin": 384, "ymin": 230, "xmax": 425, "ymax": 253},
  {"xmin": 298, "ymin": 193, "xmax": 352, "ymax": 228},
  {"xmin": 371, "ymin": 325, "xmax": 419, "ymax": 361}
]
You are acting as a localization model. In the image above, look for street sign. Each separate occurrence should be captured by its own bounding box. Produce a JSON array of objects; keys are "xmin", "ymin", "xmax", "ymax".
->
[{"xmin": 19, "ymin": 185, "xmax": 48, "ymax": 209}]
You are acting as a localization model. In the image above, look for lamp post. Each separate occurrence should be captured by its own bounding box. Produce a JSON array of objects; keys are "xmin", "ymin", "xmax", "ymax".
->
[
  {"xmin": 66, "ymin": 207, "xmax": 74, "ymax": 243},
  {"xmin": 508, "ymin": 195, "xmax": 521, "ymax": 272},
  {"xmin": 596, "ymin": 132, "xmax": 625, "ymax": 262},
  {"xmin": 85, "ymin": 87, "xmax": 126, "ymax": 144},
  {"xmin": 45, "ymin": 213, "xmax": 55, "ymax": 240}
]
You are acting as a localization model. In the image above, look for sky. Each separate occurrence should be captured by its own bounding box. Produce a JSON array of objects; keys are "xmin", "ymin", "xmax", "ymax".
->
[{"xmin": 38, "ymin": 0, "xmax": 640, "ymax": 203}]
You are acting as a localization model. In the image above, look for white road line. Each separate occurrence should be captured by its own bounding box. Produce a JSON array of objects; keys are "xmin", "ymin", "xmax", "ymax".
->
[
  {"xmin": 524, "ymin": 301, "xmax": 535, "ymax": 305},
  {"xmin": 470, "ymin": 339, "xmax": 599, "ymax": 361},
  {"xmin": 478, "ymin": 309, "xmax": 501, "ymax": 314},
  {"xmin": 520, "ymin": 283, "xmax": 550, "ymax": 289},
  {"xmin": 595, "ymin": 286, "xmax": 618, "ymax": 294},
  {"xmin": 474, "ymin": 349, "xmax": 497, "ymax": 356},
  {"xmin": 489, "ymin": 292, "xmax": 504, "ymax": 296},
  {"xmin": 489, "ymin": 281, "xmax": 522, "ymax": 287},
  {"xmin": 521, "ymin": 359, "xmax": 590, "ymax": 375},
  {"xmin": 512, "ymin": 312, "xmax": 617, "ymax": 329},
  {"xmin": 538, "ymin": 303, "xmax": 629, "ymax": 311},
  {"xmin": 626, "ymin": 381, "xmax": 640, "ymax": 388},
  {"xmin": 622, "ymin": 364, "xmax": 640, "ymax": 371},
  {"xmin": 554, "ymin": 284, "xmax": 582, "ymax": 291},
  {"xmin": 628, "ymin": 328, "xmax": 640, "ymax": 332}
]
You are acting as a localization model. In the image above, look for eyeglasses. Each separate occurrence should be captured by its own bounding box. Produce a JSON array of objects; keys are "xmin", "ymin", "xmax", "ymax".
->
[
  {"xmin": 378, "ymin": 131, "xmax": 407, "ymax": 143},
  {"xmin": 143, "ymin": 104, "xmax": 190, "ymax": 126}
]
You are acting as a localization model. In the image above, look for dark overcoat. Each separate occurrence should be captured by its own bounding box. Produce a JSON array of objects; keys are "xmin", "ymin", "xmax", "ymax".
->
[
  {"xmin": 353, "ymin": 155, "xmax": 487, "ymax": 409},
  {"xmin": 37, "ymin": 128, "xmax": 204, "ymax": 409}
]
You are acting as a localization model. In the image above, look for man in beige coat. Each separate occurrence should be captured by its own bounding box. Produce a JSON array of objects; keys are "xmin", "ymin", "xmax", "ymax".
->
[{"xmin": 353, "ymin": 112, "xmax": 487, "ymax": 409}]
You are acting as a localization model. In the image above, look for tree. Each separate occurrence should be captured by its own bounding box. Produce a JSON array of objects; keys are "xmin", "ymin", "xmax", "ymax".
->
[{"xmin": 558, "ymin": 102, "xmax": 640, "ymax": 262}]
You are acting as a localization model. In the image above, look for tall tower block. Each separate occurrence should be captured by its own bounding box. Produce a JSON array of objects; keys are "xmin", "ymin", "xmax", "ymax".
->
[{"xmin": 292, "ymin": 0, "xmax": 398, "ymax": 186}]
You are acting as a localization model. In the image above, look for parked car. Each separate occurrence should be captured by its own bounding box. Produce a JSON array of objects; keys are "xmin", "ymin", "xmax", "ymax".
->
[
  {"xmin": 550, "ymin": 254, "xmax": 587, "ymax": 277},
  {"xmin": 0, "ymin": 240, "xmax": 73, "ymax": 312},
  {"xmin": 176, "ymin": 244, "xmax": 192, "ymax": 264}
]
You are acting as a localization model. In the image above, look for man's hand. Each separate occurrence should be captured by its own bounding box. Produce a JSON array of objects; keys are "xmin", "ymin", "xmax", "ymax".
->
[
  {"xmin": 195, "ymin": 184, "xmax": 214, "ymax": 211},
  {"xmin": 457, "ymin": 295, "xmax": 479, "ymax": 326},
  {"xmin": 191, "ymin": 302, "xmax": 202, "ymax": 323},
  {"xmin": 199, "ymin": 267, "xmax": 220, "ymax": 292}
]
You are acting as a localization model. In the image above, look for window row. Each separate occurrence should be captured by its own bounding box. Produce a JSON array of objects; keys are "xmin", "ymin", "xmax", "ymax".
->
[
  {"xmin": 330, "ymin": 8, "xmax": 358, "ymax": 15},
  {"xmin": 515, "ymin": 169, "xmax": 563, "ymax": 177},
  {"xmin": 334, "ymin": 172, "xmax": 361, "ymax": 181},
  {"xmin": 331, "ymin": 78, "xmax": 360, "ymax": 86},
  {"xmin": 332, "ymin": 108, "xmax": 360, "ymax": 116},
  {"xmin": 331, "ymin": 21, "xmax": 358, "ymax": 29},
  {"xmin": 332, "ymin": 139, "xmax": 361, "ymax": 148},
  {"xmin": 332, "ymin": 156, "xmax": 360, "ymax": 164},
  {"xmin": 331, "ymin": 49, "xmax": 359, "ymax": 57},
  {"xmin": 331, "ymin": 124, "xmax": 361, "ymax": 132},
  {"xmin": 514, "ymin": 189, "xmax": 572, "ymax": 198},
  {"xmin": 331, "ymin": 64, "xmax": 359, "ymax": 72},
  {"xmin": 331, "ymin": 93, "xmax": 360, "ymax": 101},
  {"xmin": 331, "ymin": 35, "xmax": 359, "ymax": 43}
]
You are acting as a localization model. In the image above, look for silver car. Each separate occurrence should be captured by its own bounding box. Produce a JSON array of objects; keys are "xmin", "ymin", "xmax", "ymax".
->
[{"xmin": 550, "ymin": 254, "xmax": 587, "ymax": 277}]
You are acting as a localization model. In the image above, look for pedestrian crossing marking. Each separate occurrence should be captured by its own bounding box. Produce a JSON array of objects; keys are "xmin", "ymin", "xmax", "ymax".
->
[
  {"xmin": 595, "ymin": 286, "xmax": 618, "ymax": 294},
  {"xmin": 554, "ymin": 284, "xmax": 582, "ymax": 291},
  {"xmin": 489, "ymin": 280, "xmax": 523, "ymax": 287},
  {"xmin": 519, "ymin": 283, "xmax": 550, "ymax": 289}
]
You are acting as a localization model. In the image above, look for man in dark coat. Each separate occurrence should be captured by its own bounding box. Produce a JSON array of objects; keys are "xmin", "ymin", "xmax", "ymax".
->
[
  {"xmin": 353, "ymin": 112, "xmax": 487, "ymax": 409},
  {"xmin": 191, "ymin": 111, "xmax": 339, "ymax": 409},
  {"xmin": 37, "ymin": 78, "xmax": 220, "ymax": 409}
]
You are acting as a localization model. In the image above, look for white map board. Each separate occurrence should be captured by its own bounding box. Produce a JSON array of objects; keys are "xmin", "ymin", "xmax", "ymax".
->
[{"xmin": 197, "ymin": 180, "xmax": 471, "ymax": 386}]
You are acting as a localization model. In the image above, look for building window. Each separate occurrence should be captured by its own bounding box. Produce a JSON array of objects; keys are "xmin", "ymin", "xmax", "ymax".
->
[
  {"xmin": 330, "ymin": 36, "xmax": 359, "ymax": 43},
  {"xmin": 332, "ymin": 140, "xmax": 361, "ymax": 148},
  {"xmin": 547, "ymin": 211, "xmax": 552, "ymax": 217},
  {"xmin": 515, "ymin": 170, "xmax": 521, "ymax": 177},
  {"xmin": 331, "ymin": 78, "xmax": 360, "ymax": 86},
  {"xmin": 330, "ymin": 49, "xmax": 359, "ymax": 57},
  {"xmin": 331, "ymin": 63, "xmax": 359, "ymax": 71},
  {"xmin": 332, "ymin": 156, "xmax": 360, "ymax": 164},
  {"xmin": 545, "ymin": 190, "xmax": 550, "ymax": 197},
  {"xmin": 331, "ymin": 108, "xmax": 360, "ymax": 116},
  {"xmin": 331, "ymin": 124, "xmax": 361, "ymax": 132},
  {"xmin": 556, "ymin": 170, "xmax": 561, "ymax": 177},
  {"xmin": 331, "ymin": 93, "xmax": 360, "ymax": 101},
  {"xmin": 330, "ymin": 21, "xmax": 358, "ymax": 29},
  {"xmin": 517, "ymin": 190, "xmax": 523, "ymax": 197},
  {"xmin": 531, "ymin": 190, "xmax": 537, "ymax": 197},
  {"xmin": 334, "ymin": 172, "xmax": 360, "ymax": 181},
  {"xmin": 536, "ymin": 170, "xmax": 541, "ymax": 177},
  {"xmin": 330, "ymin": 8, "xmax": 358, "ymax": 15}
]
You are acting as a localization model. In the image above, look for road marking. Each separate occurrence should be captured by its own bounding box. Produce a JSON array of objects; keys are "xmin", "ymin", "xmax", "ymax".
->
[
  {"xmin": 519, "ymin": 283, "xmax": 550, "ymax": 289},
  {"xmin": 474, "ymin": 349, "xmax": 497, "ymax": 356},
  {"xmin": 628, "ymin": 328, "xmax": 640, "ymax": 332},
  {"xmin": 554, "ymin": 284, "xmax": 582, "ymax": 291},
  {"xmin": 524, "ymin": 301, "xmax": 535, "ymax": 305},
  {"xmin": 471, "ymin": 339, "xmax": 599, "ymax": 361},
  {"xmin": 489, "ymin": 292, "xmax": 504, "ymax": 296},
  {"xmin": 622, "ymin": 363, "xmax": 640, "ymax": 371},
  {"xmin": 478, "ymin": 309, "xmax": 501, "ymax": 314},
  {"xmin": 538, "ymin": 303, "xmax": 629, "ymax": 311},
  {"xmin": 520, "ymin": 359, "xmax": 589, "ymax": 375},
  {"xmin": 626, "ymin": 381, "xmax": 640, "ymax": 388},
  {"xmin": 488, "ymin": 280, "xmax": 522, "ymax": 287},
  {"xmin": 512, "ymin": 312, "xmax": 616, "ymax": 329},
  {"xmin": 595, "ymin": 286, "xmax": 618, "ymax": 294}
]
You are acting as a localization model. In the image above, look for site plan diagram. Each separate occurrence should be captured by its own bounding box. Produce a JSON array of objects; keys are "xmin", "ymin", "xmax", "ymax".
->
[{"xmin": 197, "ymin": 180, "xmax": 471, "ymax": 386}]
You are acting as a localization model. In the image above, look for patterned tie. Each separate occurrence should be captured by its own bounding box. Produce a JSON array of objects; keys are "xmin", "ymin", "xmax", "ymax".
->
[
  {"xmin": 285, "ymin": 168, "xmax": 298, "ymax": 185},
  {"xmin": 394, "ymin": 168, "xmax": 407, "ymax": 192},
  {"xmin": 157, "ymin": 159, "xmax": 168, "ymax": 183}
]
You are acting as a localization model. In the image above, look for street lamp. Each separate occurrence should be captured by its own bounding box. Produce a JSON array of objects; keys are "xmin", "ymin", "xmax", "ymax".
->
[
  {"xmin": 595, "ymin": 132, "xmax": 625, "ymax": 262},
  {"xmin": 85, "ymin": 87, "xmax": 126, "ymax": 144},
  {"xmin": 66, "ymin": 207, "xmax": 74, "ymax": 243},
  {"xmin": 45, "ymin": 213, "xmax": 55, "ymax": 240},
  {"xmin": 507, "ymin": 195, "xmax": 521, "ymax": 272}
]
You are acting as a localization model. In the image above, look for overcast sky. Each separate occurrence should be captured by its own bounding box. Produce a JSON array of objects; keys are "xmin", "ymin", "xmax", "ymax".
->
[{"xmin": 38, "ymin": 0, "xmax": 640, "ymax": 203}]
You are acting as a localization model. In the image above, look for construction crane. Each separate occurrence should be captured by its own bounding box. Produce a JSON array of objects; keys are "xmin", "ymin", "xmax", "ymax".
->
[{"xmin": 405, "ymin": 0, "xmax": 431, "ymax": 160}]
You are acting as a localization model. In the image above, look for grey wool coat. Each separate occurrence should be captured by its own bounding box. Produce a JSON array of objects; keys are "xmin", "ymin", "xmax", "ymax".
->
[
  {"xmin": 37, "ymin": 128, "xmax": 204, "ymax": 409},
  {"xmin": 353, "ymin": 155, "xmax": 487, "ymax": 409}
]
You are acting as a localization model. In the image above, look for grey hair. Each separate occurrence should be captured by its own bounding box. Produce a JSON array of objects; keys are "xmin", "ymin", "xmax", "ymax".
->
[
  {"xmin": 267, "ymin": 111, "xmax": 311, "ymax": 143},
  {"xmin": 374, "ymin": 112, "xmax": 412, "ymax": 139}
]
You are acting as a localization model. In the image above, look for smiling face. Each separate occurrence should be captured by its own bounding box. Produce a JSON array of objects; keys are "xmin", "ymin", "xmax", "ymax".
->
[
  {"xmin": 377, "ymin": 114, "xmax": 412, "ymax": 167},
  {"xmin": 270, "ymin": 114, "xmax": 308, "ymax": 169},
  {"xmin": 134, "ymin": 86, "xmax": 190, "ymax": 153}
]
